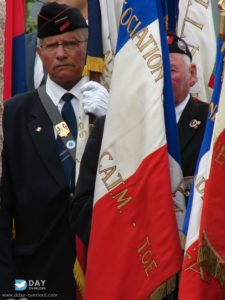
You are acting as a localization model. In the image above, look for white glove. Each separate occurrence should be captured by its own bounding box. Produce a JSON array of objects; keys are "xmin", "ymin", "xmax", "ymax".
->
[{"xmin": 80, "ymin": 81, "xmax": 109, "ymax": 117}]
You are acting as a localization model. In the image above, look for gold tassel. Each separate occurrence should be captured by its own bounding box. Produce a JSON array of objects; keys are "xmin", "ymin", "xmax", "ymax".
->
[
  {"xmin": 164, "ymin": 15, "xmax": 168, "ymax": 31},
  {"xmin": 84, "ymin": 56, "xmax": 105, "ymax": 74},
  {"xmin": 148, "ymin": 275, "xmax": 177, "ymax": 300},
  {"xmin": 197, "ymin": 231, "xmax": 225, "ymax": 287},
  {"xmin": 73, "ymin": 257, "xmax": 85, "ymax": 297}
]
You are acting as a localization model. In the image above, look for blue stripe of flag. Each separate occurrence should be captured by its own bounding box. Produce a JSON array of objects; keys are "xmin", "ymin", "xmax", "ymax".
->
[
  {"xmin": 12, "ymin": 33, "xmax": 27, "ymax": 95},
  {"xmin": 166, "ymin": 0, "xmax": 179, "ymax": 32},
  {"xmin": 87, "ymin": 0, "xmax": 103, "ymax": 59},
  {"xmin": 157, "ymin": 0, "xmax": 182, "ymax": 165}
]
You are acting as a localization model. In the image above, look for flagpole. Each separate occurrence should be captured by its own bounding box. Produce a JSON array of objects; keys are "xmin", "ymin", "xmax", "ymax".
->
[{"xmin": 219, "ymin": 0, "xmax": 225, "ymax": 40}]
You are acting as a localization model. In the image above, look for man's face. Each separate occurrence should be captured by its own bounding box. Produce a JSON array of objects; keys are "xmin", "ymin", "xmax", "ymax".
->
[
  {"xmin": 37, "ymin": 30, "xmax": 87, "ymax": 90},
  {"xmin": 169, "ymin": 53, "xmax": 197, "ymax": 106}
]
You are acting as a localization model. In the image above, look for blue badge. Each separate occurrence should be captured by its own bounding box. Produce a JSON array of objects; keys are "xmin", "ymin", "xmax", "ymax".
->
[{"xmin": 66, "ymin": 140, "xmax": 76, "ymax": 149}]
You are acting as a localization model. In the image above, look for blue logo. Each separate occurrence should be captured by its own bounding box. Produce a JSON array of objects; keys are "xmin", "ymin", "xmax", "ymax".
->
[{"xmin": 15, "ymin": 279, "xmax": 27, "ymax": 291}]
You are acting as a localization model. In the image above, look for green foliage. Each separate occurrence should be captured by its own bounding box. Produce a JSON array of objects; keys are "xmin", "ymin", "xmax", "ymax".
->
[{"xmin": 25, "ymin": 0, "xmax": 38, "ymax": 34}]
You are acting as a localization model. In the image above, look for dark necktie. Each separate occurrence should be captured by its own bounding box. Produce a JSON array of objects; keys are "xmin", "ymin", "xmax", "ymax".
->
[{"xmin": 56, "ymin": 93, "xmax": 77, "ymax": 187}]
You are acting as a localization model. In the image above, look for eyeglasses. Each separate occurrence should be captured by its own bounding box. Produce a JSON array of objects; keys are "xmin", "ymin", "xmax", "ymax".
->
[{"xmin": 40, "ymin": 40, "xmax": 88, "ymax": 53}]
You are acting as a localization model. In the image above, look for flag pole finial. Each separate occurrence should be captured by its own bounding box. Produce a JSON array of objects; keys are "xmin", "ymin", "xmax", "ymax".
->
[{"xmin": 218, "ymin": 0, "xmax": 225, "ymax": 40}]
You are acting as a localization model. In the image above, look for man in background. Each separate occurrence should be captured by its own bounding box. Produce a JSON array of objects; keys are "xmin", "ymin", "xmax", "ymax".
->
[{"xmin": 167, "ymin": 32, "xmax": 209, "ymax": 200}]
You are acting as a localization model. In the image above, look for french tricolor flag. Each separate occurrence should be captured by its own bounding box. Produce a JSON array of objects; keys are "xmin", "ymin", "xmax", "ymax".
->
[
  {"xmin": 178, "ymin": 37, "xmax": 225, "ymax": 300},
  {"xmin": 84, "ymin": 1, "xmax": 182, "ymax": 299},
  {"xmin": 3, "ymin": 0, "xmax": 26, "ymax": 101}
]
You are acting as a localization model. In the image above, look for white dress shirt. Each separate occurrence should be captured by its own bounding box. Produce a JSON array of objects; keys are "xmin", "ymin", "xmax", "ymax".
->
[
  {"xmin": 175, "ymin": 94, "xmax": 190, "ymax": 123},
  {"xmin": 45, "ymin": 75, "xmax": 88, "ymax": 137}
]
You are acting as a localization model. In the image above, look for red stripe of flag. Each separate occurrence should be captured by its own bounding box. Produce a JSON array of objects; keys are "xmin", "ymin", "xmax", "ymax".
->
[{"xmin": 3, "ymin": 0, "xmax": 26, "ymax": 101}]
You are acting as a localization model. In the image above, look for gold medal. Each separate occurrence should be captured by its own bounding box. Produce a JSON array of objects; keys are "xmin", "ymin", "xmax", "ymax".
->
[{"xmin": 55, "ymin": 121, "xmax": 70, "ymax": 137}]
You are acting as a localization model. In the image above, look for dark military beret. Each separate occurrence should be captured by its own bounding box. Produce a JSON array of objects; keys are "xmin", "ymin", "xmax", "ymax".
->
[
  {"xmin": 37, "ymin": 2, "xmax": 87, "ymax": 38},
  {"xmin": 167, "ymin": 32, "xmax": 192, "ymax": 61}
]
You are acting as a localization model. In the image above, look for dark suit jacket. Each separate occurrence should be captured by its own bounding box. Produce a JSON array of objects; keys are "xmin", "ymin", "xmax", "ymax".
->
[
  {"xmin": 178, "ymin": 96, "xmax": 209, "ymax": 177},
  {"xmin": 0, "ymin": 89, "xmax": 89, "ymax": 299}
]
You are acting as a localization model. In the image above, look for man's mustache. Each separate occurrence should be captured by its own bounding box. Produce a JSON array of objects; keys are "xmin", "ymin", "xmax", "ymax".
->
[{"xmin": 53, "ymin": 62, "xmax": 76, "ymax": 69}]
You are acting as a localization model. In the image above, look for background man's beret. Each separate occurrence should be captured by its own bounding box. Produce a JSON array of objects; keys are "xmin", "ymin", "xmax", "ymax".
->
[
  {"xmin": 37, "ymin": 2, "xmax": 87, "ymax": 38},
  {"xmin": 167, "ymin": 32, "xmax": 192, "ymax": 61}
]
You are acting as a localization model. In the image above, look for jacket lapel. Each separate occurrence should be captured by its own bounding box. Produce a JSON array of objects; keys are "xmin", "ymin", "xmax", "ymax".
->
[
  {"xmin": 178, "ymin": 96, "xmax": 200, "ymax": 153},
  {"xmin": 27, "ymin": 93, "xmax": 67, "ymax": 188}
]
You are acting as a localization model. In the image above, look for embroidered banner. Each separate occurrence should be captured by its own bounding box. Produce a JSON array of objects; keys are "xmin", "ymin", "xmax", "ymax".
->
[
  {"xmin": 179, "ymin": 38, "xmax": 225, "ymax": 300},
  {"xmin": 84, "ymin": 1, "xmax": 182, "ymax": 299}
]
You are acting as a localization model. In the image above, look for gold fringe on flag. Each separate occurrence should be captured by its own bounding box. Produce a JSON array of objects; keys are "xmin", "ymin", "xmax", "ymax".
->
[
  {"xmin": 164, "ymin": 15, "xmax": 168, "ymax": 31},
  {"xmin": 73, "ymin": 257, "xmax": 85, "ymax": 296},
  {"xmin": 197, "ymin": 230, "xmax": 225, "ymax": 288},
  {"xmin": 181, "ymin": 232, "xmax": 186, "ymax": 250},
  {"xmin": 147, "ymin": 275, "xmax": 177, "ymax": 300},
  {"xmin": 82, "ymin": 56, "xmax": 105, "ymax": 76}
]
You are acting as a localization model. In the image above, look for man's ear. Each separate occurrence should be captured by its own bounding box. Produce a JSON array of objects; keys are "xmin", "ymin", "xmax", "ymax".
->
[
  {"xmin": 189, "ymin": 63, "xmax": 197, "ymax": 87},
  {"xmin": 36, "ymin": 46, "xmax": 42, "ymax": 59}
]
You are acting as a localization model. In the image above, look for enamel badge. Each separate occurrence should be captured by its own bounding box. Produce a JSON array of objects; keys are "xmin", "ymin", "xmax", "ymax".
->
[
  {"xmin": 55, "ymin": 121, "xmax": 70, "ymax": 137},
  {"xmin": 189, "ymin": 119, "xmax": 201, "ymax": 129}
]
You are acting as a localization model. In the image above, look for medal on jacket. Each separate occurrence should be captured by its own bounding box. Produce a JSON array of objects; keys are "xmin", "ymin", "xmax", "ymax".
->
[
  {"xmin": 189, "ymin": 119, "xmax": 201, "ymax": 129},
  {"xmin": 55, "ymin": 121, "xmax": 70, "ymax": 137}
]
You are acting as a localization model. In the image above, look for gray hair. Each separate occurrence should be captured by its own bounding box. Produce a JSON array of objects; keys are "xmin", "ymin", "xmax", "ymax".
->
[{"xmin": 182, "ymin": 54, "xmax": 192, "ymax": 68}]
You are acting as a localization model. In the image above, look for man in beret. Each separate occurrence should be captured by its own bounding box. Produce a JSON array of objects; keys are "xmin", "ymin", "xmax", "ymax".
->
[
  {"xmin": 0, "ymin": 2, "xmax": 107, "ymax": 299},
  {"xmin": 160, "ymin": 33, "xmax": 209, "ymax": 300},
  {"xmin": 167, "ymin": 32, "xmax": 209, "ymax": 195}
]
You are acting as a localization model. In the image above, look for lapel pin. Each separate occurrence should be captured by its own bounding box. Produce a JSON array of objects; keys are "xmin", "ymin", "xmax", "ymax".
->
[
  {"xmin": 36, "ymin": 127, "xmax": 42, "ymax": 132},
  {"xmin": 189, "ymin": 119, "xmax": 201, "ymax": 129}
]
